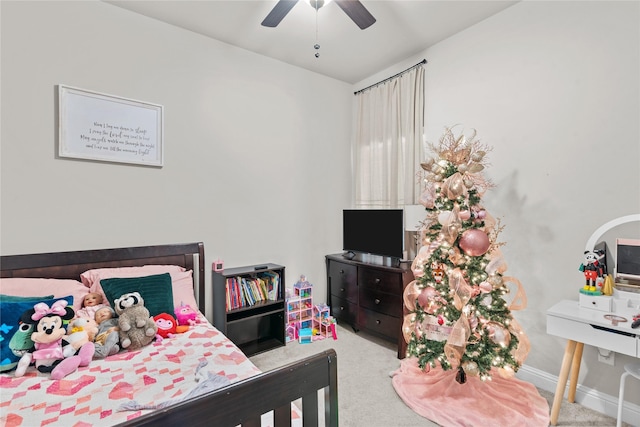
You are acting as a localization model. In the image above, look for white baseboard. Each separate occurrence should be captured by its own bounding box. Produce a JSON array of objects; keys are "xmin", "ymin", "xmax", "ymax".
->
[{"xmin": 516, "ymin": 364, "xmax": 640, "ymax": 426}]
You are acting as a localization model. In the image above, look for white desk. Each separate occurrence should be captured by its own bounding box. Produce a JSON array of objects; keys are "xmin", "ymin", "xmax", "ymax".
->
[{"xmin": 546, "ymin": 295, "xmax": 640, "ymax": 425}]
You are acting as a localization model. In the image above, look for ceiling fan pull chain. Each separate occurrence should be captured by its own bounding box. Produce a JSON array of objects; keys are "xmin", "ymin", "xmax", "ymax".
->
[{"xmin": 314, "ymin": 5, "xmax": 320, "ymax": 58}]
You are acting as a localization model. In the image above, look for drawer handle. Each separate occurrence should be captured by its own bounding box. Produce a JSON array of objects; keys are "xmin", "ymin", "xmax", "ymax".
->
[
  {"xmin": 340, "ymin": 270, "xmax": 344, "ymax": 274},
  {"xmin": 375, "ymin": 278, "xmax": 381, "ymax": 284},
  {"xmin": 376, "ymin": 320, "xmax": 381, "ymax": 324},
  {"xmin": 340, "ymin": 288, "xmax": 345, "ymax": 292},
  {"xmin": 340, "ymin": 306, "xmax": 344, "ymax": 311},
  {"xmin": 375, "ymin": 298, "xmax": 381, "ymax": 305}
]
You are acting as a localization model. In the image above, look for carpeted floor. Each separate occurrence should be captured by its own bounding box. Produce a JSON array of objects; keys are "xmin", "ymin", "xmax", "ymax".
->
[{"xmin": 250, "ymin": 323, "xmax": 625, "ymax": 427}]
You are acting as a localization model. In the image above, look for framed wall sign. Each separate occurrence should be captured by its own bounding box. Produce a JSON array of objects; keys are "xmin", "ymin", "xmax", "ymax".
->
[{"xmin": 58, "ymin": 85, "xmax": 164, "ymax": 167}]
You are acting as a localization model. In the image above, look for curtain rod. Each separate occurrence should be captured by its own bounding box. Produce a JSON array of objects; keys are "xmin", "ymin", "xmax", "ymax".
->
[{"xmin": 354, "ymin": 59, "xmax": 427, "ymax": 95}]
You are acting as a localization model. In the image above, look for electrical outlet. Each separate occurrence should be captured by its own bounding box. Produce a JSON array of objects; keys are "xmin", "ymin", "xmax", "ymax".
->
[{"xmin": 597, "ymin": 348, "xmax": 615, "ymax": 366}]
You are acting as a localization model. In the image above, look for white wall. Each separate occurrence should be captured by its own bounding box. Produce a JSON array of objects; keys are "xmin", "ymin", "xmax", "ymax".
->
[
  {"xmin": 356, "ymin": 0, "xmax": 640, "ymax": 410},
  {"xmin": 0, "ymin": 0, "xmax": 352, "ymax": 320}
]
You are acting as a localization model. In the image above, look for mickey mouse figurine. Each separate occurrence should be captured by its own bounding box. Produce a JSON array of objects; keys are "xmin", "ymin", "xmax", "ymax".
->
[{"xmin": 579, "ymin": 250, "xmax": 602, "ymax": 294}]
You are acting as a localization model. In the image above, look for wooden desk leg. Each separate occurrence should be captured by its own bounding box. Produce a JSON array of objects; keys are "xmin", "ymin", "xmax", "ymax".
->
[
  {"xmin": 568, "ymin": 342, "xmax": 584, "ymax": 403},
  {"xmin": 550, "ymin": 340, "xmax": 578, "ymax": 426}
]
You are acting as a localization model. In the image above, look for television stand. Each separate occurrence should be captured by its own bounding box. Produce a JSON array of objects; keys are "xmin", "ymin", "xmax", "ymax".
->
[
  {"xmin": 342, "ymin": 251, "xmax": 356, "ymax": 260},
  {"xmin": 344, "ymin": 252, "xmax": 401, "ymax": 268},
  {"xmin": 325, "ymin": 253, "xmax": 413, "ymax": 358}
]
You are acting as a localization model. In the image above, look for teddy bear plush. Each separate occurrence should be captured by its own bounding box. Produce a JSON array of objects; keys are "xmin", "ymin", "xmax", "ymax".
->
[{"xmin": 113, "ymin": 292, "xmax": 157, "ymax": 351}]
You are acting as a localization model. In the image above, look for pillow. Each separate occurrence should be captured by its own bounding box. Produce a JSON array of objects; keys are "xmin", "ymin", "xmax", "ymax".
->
[
  {"xmin": 0, "ymin": 295, "xmax": 73, "ymax": 372},
  {"xmin": 0, "ymin": 294, "xmax": 54, "ymax": 302},
  {"xmin": 81, "ymin": 266, "xmax": 198, "ymax": 313},
  {"xmin": 80, "ymin": 265, "xmax": 186, "ymax": 288},
  {"xmin": 100, "ymin": 273, "xmax": 174, "ymax": 317},
  {"xmin": 0, "ymin": 278, "xmax": 87, "ymax": 312},
  {"xmin": 171, "ymin": 270, "xmax": 199, "ymax": 312}
]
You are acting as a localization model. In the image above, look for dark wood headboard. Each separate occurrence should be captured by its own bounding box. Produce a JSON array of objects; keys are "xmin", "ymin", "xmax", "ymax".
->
[{"xmin": 0, "ymin": 242, "xmax": 206, "ymax": 313}]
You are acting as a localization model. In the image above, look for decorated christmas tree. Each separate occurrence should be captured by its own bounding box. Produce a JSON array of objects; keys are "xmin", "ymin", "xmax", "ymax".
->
[{"xmin": 403, "ymin": 127, "xmax": 530, "ymax": 383}]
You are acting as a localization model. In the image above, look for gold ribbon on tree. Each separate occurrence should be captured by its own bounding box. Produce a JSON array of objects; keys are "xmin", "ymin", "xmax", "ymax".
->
[
  {"xmin": 448, "ymin": 268, "xmax": 472, "ymax": 310},
  {"xmin": 444, "ymin": 313, "xmax": 471, "ymax": 368}
]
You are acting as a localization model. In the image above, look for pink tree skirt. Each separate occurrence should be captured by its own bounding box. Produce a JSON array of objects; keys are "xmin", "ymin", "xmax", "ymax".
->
[{"xmin": 392, "ymin": 358, "xmax": 550, "ymax": 427}]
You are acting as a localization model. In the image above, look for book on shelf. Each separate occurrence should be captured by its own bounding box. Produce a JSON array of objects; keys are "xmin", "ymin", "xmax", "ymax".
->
[
  {"xmin": 224, "ymin": 271, "xmax": 281, "ymax": 311},
  {"xmin": 260, "ymin": 271, "xmax": 280, "ymax": 300}
]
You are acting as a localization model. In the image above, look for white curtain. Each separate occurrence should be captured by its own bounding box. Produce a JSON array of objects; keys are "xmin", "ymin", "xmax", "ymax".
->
[{"xmin": 354, "ymin": 65, "xmax": 425, "ymax": 208}]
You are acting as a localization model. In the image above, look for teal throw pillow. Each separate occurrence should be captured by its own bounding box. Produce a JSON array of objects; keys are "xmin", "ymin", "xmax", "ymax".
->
[
  {"xmin": 0, "ymin": 294, "xmax": 71, "ymax": 372},
  {"xmin": 101, "ymin": 273, "xmax": 174, "ymax": 317}
]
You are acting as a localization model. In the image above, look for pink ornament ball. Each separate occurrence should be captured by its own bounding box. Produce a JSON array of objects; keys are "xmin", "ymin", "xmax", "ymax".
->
[
  {"xmin": 418, "ymin": 287, "xmax": 440, "ymax": 314},
  {"xmin": 458, "ymin": 229, "xmax": 490, "ymax": 256}
]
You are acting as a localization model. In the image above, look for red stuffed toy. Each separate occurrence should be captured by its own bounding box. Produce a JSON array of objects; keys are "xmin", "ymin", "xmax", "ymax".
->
[{"xmin": 153, "ymin": 313, "xmax": 189, "ymax": 342}]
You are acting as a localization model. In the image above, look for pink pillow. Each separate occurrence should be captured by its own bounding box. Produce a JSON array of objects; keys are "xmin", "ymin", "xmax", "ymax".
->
[
  {"xmin": 0, "ymin": 278, "xmax": 88, "ymax": 312},
  {"xmin": 171, "ymin": 270, "xmax": 199, "ymax": 311},
  {"xmin": 80, "ymin": 265, "xmax": 198, "ymax": 311}
]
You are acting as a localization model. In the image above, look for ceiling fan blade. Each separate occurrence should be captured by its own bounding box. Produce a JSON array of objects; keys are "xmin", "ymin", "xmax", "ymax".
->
[
  {"xmin": 334, "ymin": 0, "xmax": 376, "ymax": 30},
  {"xmin": 261, "ymin": 0, "xmax": 299, "ymax": 27}
]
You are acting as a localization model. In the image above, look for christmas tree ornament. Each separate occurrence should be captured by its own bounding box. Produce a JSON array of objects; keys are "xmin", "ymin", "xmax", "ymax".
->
[
  {"xmin": 403, "ymin": 280, "xmax": 421, "ymax": 311},
  {"xmin": 485, "ymin": 321, "xmax": 511, "ymax": 347},
  {"xmin": 479, "ymin": 281, "xmax": 492, "ymax": 293},
  {"xmin": 459, "ymin": 229, "xmax": 491, "ymax": 256},
  {"xmin": 461, "ymin": 361, "xmax": 479, "ymax": 376}
]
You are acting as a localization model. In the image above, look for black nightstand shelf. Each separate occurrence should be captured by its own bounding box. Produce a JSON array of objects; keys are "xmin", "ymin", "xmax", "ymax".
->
[{"xmin": 212, "ymin": 263, "xmax": 286, "ymax": 356}]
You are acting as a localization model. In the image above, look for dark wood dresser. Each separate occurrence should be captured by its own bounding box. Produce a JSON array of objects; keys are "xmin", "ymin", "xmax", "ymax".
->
[{"xmin": 325, "ymin": 254, "xmax": 413, "ymax": 358}]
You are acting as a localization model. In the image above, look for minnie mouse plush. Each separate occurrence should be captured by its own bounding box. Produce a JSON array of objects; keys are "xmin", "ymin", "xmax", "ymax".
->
[{"xmin": 15, "ymin": 299, "xmax": 94, "ymax": 379}]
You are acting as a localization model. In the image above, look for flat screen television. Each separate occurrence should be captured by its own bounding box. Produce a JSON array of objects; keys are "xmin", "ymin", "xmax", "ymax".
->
[
  {"xmin": 616, "ymin": 238, "xmax": 640, "ymax": 282},
  {"xmin": 343, "ymin": 209, "xmax": 404, "ymax": 259}
]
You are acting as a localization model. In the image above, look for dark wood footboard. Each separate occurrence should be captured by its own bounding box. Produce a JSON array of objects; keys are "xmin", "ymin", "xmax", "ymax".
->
[{"xmin": 121, "ymin": 349, "xmax": 339, "ymax": 427}]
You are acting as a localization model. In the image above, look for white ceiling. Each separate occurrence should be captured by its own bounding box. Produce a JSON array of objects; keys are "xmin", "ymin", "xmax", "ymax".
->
[{"xmin": 104, "ymin": 0, "xmax": 519, "ymax": 84}]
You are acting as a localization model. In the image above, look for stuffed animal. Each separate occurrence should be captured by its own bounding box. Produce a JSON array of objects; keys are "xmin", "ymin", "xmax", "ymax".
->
[
  {"xmin": 154, "ymin": 313, "xmax": 177, "ymax": 341},
  {"xmin": 154, "ymin": 313, "xmax": 189, "ymax": 342},
  {"xmin": 113, "ymin": 292, "xmax": 157, "ymax": 351},
  {"xmin": 64, "ymin": 317, "xmax": 99, "ymax": 353},
  {"xmin": 5, "ymin": 322, "xmax": 36, "ymax": 374},
  {"xmin": 174, "ymin": 303, "xmax": 199, "ymax": 326},
  {"xmin": 15, "ymin": 299, "xmax": 94, "ymax": 379}
]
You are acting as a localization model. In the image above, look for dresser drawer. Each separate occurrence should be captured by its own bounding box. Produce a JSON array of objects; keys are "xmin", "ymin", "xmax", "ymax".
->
[
  {"xmin": 330, "ymin": 295, "xmax": 357, "ymax": 325},
  {"xmin": 358, "ymin": 267, "xmax": 403, "ymax": 294},
  {"xmin": 358, "ymin": 306, "xmax": 400, "ymax": 340},
  {"xmin": 329, "ymin": 261, "xmax": 358, "ymax": 303},
  {"xmin": 359, "ymin": 287, "xmax": 402, "ymax": 317},
  {"xmin": 579, "ymin": 294, "xmax": 612, "ymax": 312}
]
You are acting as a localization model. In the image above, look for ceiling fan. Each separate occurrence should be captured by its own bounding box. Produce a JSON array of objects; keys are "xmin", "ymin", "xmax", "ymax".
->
[{"xmin": 261, "ymin": 0, "xmax": 376, "ymax": 30}]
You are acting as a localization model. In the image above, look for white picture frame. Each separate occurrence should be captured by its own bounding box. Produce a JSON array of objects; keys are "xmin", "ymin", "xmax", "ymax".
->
[{"xmin": 58, "ymin": 85, "xmax": 164, "ymax": 167}]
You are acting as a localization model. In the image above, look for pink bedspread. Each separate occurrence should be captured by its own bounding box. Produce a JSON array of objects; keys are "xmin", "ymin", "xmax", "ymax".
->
[
  {"xmin": 0, "ymin": 318, "xmax": 295, "ymax": 427},
  {"xmin": 392, "ymin": 357, "xmax": 550, "ymax": 427}
]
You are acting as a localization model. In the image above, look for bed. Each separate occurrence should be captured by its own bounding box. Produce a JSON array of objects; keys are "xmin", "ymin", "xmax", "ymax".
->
[{"xmin": 0, "ymin": 242, "xmax": 338, "ymax": 427}]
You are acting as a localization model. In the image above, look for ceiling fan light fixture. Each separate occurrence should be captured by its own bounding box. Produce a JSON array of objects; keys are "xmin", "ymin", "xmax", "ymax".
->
[{"xmin": 309, "ymin": 0, "xmax": 325, "ymax": 10}]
